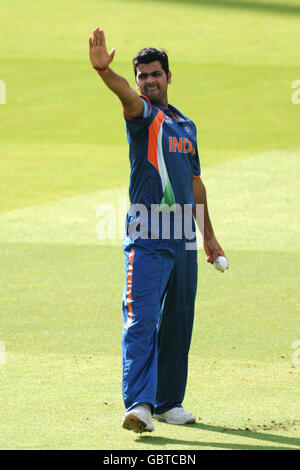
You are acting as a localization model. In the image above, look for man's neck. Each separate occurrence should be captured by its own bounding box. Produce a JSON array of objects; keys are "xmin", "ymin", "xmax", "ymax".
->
[{"xmin": 150, "ymin": 96, "xmax": 168, "ymax": 108}]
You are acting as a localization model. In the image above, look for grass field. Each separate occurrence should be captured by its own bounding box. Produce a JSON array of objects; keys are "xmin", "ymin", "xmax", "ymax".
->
[{"xmin": 0, "ymin": 0, "xmax": 300, "ymax": 450}]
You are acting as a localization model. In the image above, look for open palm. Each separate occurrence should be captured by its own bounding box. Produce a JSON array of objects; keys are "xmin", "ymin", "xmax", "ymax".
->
[{"xmin": 89, "ymin": 27, "xmax": 115, "ymax": 69}]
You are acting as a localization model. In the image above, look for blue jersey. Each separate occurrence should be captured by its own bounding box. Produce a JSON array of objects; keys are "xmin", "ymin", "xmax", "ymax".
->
[{"xmin": 124, "ymin": 95, "xmax": 200, "ymax": 209}]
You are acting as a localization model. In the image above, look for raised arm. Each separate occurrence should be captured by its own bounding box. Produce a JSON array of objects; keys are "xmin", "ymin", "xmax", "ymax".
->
[{"xmin": 89, "ymin": 27, "xmax": 144, "ymax": 118}]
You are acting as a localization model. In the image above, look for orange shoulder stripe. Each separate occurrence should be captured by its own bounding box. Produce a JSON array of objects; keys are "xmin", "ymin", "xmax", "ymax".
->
[{"xmin": 147, "ymin": 109, "xmax": 164, "ymax": 173}]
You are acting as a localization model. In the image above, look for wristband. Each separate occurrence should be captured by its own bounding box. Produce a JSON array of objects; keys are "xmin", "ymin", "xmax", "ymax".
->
[{"xmin": 93, "ymin": 66, "xmax": 108, "ymax": 72}]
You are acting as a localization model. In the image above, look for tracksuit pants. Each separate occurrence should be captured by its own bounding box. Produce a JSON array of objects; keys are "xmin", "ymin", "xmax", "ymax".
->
[{"xmin": 121, "ymin": 232, "xmax": 198, "ymax": 414}]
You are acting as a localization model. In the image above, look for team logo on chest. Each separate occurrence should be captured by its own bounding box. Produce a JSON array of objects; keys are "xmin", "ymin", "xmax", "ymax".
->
[
  {"xmin": 184, "ymin": 124, "xmax": 193, "ymax": 136},
  {"xmin": 164, "ymin": 116, "xmax": 173, "ymax": 124},
  {"xmin": 169, "ymin": 137, "xmax": 196, "ymax": 155}
]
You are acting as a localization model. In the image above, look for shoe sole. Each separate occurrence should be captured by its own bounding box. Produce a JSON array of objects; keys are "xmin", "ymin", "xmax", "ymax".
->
[
  {"xmin": 122, "ymin": 412, "xmax": 154, "ymax": 433},
  {"xmin": 153, "ymin": 415, "xmax": 196, "ymax": 425}
]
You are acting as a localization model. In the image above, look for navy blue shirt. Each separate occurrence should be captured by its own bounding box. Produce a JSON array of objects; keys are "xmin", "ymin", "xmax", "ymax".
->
[{"xmin": 124, "ymin": 95, "xmax": 201, "ymax": 209}]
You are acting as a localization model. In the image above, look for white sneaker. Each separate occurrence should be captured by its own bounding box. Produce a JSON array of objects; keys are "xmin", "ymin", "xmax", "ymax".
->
[
  {"xmin": 153, "ymin": 407, "xmax": 196, "ymax": 424},
  {"xmin": 122, "ymin": 403, "xmax": 154, "ymax": 433}
]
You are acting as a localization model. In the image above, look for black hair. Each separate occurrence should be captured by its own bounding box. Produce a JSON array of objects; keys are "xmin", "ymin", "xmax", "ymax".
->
[{"xmin": 133, "ymin": 48, "xmax": 169, "ymax": 78}]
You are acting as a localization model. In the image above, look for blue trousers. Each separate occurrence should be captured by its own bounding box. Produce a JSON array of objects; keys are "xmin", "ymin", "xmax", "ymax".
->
[{"xmin": 121, "ymin": 235, "xmax": 198, "ymax": 414}]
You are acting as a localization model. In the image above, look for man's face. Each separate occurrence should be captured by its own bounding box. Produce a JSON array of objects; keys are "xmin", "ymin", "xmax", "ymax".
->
[{"xmin": 135, "ymin": 61, "xmax": 171, "ymax": 105}]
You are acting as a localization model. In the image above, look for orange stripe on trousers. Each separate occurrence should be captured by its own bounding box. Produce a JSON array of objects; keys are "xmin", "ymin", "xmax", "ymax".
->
[{"xmin": 125, "ymin": 248, "xmax": 135, "ymax": 327}]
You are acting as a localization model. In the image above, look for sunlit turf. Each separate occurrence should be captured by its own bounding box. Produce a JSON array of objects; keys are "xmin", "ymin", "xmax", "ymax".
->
[{"xmin": 0, "ymin": 0, "xmax": 300, "ymax": 450}]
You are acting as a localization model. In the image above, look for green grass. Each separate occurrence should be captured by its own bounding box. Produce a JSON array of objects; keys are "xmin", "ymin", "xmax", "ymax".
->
[
  {"xmin": 0, "ymin": 241, "xmax": 299, "ymax": 449},
  {"xmin": 0, "ymin": 0, "xmax": 300, "ymax": 450}
]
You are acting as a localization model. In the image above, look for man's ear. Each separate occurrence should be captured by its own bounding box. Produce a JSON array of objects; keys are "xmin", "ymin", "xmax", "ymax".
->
[{"xmin": 167, "ymin": 70, "xmax": 172, "ymax": 84}]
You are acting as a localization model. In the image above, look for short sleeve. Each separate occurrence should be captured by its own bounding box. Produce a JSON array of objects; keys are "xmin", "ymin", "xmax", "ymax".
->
[
  {"xmin": 191, "ymin": 122, "xmax": 201, "ymax": 177},
  {"xmin": 142, "ymin": 98, "xmax": 151, "ymax": 118},
  {"xmin": 123, "ymin": 95, "xmax": 157, "ymax": 138},
  {"xmin": 193, "ymin": 144, "xmax": 201, "ymax": 178}
]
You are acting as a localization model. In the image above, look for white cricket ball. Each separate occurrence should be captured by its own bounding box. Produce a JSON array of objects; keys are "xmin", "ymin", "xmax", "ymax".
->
[{"xmin": 214, "ymin": 256, "xmax": 228, "ymax": 272}]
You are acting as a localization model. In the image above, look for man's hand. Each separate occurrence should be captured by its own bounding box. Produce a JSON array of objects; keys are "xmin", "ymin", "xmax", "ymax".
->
[
  {"xmin": 88, "ymin": 27, "xmax": 143, "ymax": 118},
  {"xmin": 89, "ymin": 27, "xmax": 116, "ymax": 69},
  {"xmin": 204, "ymin": 236, "xmax": 229, "ymax": 268}
]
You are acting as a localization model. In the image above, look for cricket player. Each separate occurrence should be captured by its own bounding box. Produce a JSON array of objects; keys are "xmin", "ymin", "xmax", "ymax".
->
[{"xmin": 89, "ymin": 27, "xmax": 228, "ymax": 433}]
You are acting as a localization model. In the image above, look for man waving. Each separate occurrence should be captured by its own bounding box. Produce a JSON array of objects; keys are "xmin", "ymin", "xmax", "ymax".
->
[{"xmin": 89, "ymin": 27, "xmax": 228, "ymax": 433}]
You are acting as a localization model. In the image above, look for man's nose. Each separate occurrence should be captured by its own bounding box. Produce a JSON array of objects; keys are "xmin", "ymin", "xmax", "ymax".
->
[{"xmin": 145, "ymin": 75, "xmax": 155, "ymax": 85}]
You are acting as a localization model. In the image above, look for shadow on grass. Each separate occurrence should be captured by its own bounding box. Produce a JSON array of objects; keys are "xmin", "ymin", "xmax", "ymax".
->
[
  {"xmin": 137, "ymin": 0, "xmax": 300, "ymax": 16},
  {"xmin": 137, "ymin": 422, "xmax": 300, "ymax": 450}
]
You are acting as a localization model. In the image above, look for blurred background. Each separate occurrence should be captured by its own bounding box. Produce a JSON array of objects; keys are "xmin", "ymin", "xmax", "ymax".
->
[
  {"xmin": 1, "ymin": 0, "xmax": 300, "ymax": 209},
  {"xmin": 0, "ymin": 0, "xmax": 299, "ymax": 450}
]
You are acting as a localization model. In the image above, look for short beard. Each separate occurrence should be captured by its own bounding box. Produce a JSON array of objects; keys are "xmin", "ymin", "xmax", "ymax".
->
[{"xmin": 142, "ymin": 89, "xmax": 164, "ymax": 105}]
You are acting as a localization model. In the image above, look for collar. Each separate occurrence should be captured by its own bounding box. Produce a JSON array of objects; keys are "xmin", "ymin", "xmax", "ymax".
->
[{"xmin": 151, "ymin": 102, "xmax": 190, "ymax": 123}]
